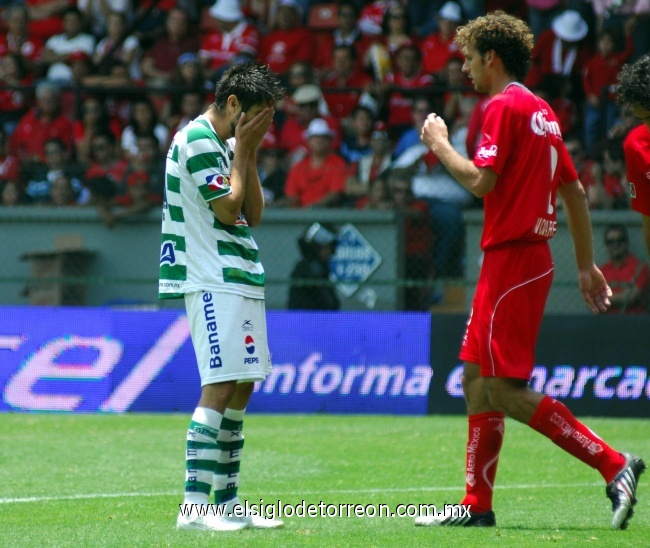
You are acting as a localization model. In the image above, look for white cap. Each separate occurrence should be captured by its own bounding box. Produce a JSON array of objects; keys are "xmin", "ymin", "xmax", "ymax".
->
[
  {"xmin": 209, "ymin": 0, "xmax": 244, "ymax": 22},
  {"xmin": 438, "ymin": 1, "xmax": 462, "ymax": 23},
  {"xmin": 277, "ymin": 0, "xmax": 303, "ymax": 17},
  {"xmin": 552, "ymin": 10, "xmax": 588, "ymax": 42},
  {"xmin": 304, "ymin": 118, "xmax": 334, "ymax": 138},
  {"xmin": 292, "ymin": 84, "xmax": 323, "ymax": 104}
]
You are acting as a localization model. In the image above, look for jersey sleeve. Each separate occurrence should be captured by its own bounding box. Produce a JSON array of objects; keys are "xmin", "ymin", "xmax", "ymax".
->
[
  {"xmin": 184, "ymin": 125, "xmax": 232, "ymax": 202},
  {"xmin": 624, "ymin": 132, "xmax": 650, "ymax": 216},
  {"xmin": 473, "ymin": 97, "xmax": 513, "ymax": 175},
  {"xmin": 556, "ymin": 139, "xmax": 579, "ymax": 186}
]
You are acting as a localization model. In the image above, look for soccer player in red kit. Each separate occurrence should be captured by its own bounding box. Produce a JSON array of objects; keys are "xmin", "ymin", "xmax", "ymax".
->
[
  {"xmin": 417, "ymin": 11, "xmax": 645, "ymax": 530},
  {"xmin": 618, "ymin": 55, "xmax": 650, "ymax": 257}
]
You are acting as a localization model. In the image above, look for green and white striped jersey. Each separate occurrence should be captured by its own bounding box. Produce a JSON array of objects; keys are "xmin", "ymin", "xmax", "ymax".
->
[{"xmin": 158, "ymin": 114, "xmax": 265, "ymax": 300}]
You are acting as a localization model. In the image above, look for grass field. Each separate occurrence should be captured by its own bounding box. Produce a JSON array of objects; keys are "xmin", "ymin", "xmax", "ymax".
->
[{"xmin": 1, "ymin": 414, "xmax": 648, "ymax": 547}]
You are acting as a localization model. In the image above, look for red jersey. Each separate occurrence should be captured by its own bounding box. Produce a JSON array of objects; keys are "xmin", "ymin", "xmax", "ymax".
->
[
  {"xmin": 582, "ymin": 35, "xmax": 633, "ymax": 101},
  {"xmin": 600, "ymin": 254, "xmax": 650, "ymax": 315},
  {"xmin": 279, "ymin": 115, "xmax": 342, "ymax": 155},
  {"xmin": 313, "ymin": 31, "xmax": 373, "ymax": 71},
  {"xmin": 85, "ymin": 160, "xmax": 129, "ymax": 186},
  {"xmin": 26, "ymin": 0, "xmax": 72, "ymax": 40},
  {"xmin": 474, "ymin": 83, "xmax": 577, "ymax": 250},
  {"xmin": 260, "ymin": 28, "xmax": 315, "ymax": 75},
  {"xmin": 624, "ymin": 124, "xmax": 650, "ymax": 216},
  {"xmin": 284, "ymin": 153, "xmax": 348, "ymax": 207},
  {"xmin": 199, "ymin": 22, "xmax": 260, "ymax": 72},
  {"xmin": 10, "ymin": 109, "xmax": 74, "ymax": 162},
  {"xmin": 321, "ymin": 71, "xmax": 373, "ymax": 120},
  {"xmin": 421, "ymin": 32, "xmax": 461, "ymax": 76},
  {"xmin": 384, "ymin": 71, "xmax": 435, "ymax": 127}
]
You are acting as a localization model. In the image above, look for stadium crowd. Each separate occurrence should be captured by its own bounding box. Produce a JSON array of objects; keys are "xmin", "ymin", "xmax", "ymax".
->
[{"xmin": 0, "ymin": 0, "xmax": 648, "ymax": 305}]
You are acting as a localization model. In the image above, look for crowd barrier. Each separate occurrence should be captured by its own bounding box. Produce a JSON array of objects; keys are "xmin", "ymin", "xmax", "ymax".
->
[{"xmin": 1, "ymin": 307, "xmax": 648, "ymax": 417}]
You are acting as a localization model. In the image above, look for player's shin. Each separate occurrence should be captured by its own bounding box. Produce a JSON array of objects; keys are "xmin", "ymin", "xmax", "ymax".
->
[
  {"xmin": 184, "ymin": 407, "xmax": 223, "ymax": 505},
  {"xmin": 461, "ymin": 412, "xmax": 506, "ymax": 513}
]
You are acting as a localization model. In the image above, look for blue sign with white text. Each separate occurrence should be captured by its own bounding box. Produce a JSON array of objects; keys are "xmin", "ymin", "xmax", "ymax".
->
[{"xmin": 0, "ymin": 307, "xmax": 432, "ymax": 415}]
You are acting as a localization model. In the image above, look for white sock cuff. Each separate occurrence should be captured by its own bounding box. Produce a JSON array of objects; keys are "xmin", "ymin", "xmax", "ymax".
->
[
  {"xmin": 224, "ymin": 408, "xmax": 246, "ymax": 422},
  {"xmin": 193, "ymin": 407, "xmax": 223, "ymax": 428}
]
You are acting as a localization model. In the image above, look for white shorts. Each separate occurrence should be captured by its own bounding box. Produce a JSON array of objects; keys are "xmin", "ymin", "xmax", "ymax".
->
[{"xmin": 185, "ymin": 291, "xmax": 272, "ymax": 386}]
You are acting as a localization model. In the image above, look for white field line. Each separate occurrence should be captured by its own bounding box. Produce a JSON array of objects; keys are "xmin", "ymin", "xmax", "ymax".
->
[{"xmin": 0, "ymin": 482, "xmax": 599, "ymax": 505}]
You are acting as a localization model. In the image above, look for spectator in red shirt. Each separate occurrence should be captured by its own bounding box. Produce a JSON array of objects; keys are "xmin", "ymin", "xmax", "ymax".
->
[
  {"xmin": 0, "ymin": 4, "xmax": 43, "ymax": 72},
  {"xmin": 140, "ymin": 7, "xmax": 201, "ymax": 86},
  {"xmin": 321, "ymin": 45, "xmax": 374, "ymax": 122},
  {"xmin": 279, "ymin": 84, "xmax": 341, "ymax": 165},
  {"xmin": 583, "ymin": 26, "xmax": 635, "ymax": 156},
  {"xmin": 260, "ymin": 0, "xmax": 314, "ymax": 77},
  {"xmin": 378, "ymin": 3, "xmax": 419, "ymax": 61},
  {"xmin": 312, "ymin": 0, "xmax": 373, "ymax": 75},
  {"xmin": 84, "ymin": 131, "xmax": 129, "ymax": 197},
  {"xmin": 382, "ymin": 43, "xmax": 435, "ymax": 135},
  {"xmin": 564, "ymin": 138, "xmax": 603, "ymax": 209},
  {"xmin": 73, "ymin": 96, "xmax": 122, "ymax": 167},
  {"xmin": 0, "ymin": 53, "xmax": 30, "ymax": 135},
  {"xmin": 0, "ymin": 127, "xmax": 20, "ymax": 189},
  {"xmin": 388, "ymin": 169, "xmax": 434, "ymax": 310},
  {"xmin": 599, "ymin": 224, "xmax": 650, "ymax": 314},
  {"xmin": 526, "ymin": 9, "xmax": 591, "ymax": 95},
  {"xmin": 10, "ymin": 82, "xmax": 73, "ymax": 163},
  {"xmin": 421, "ymin": 1, "xmax": 463, "ymax": 77},
  {"xmin": 200, "ymin": 0, "xmax": 260, "ymax": 82},
  {"xmin": 346, "ymin": 122, "xmax": 392, "ymax": 203},
  {"xmin": 26, "ymin": 0, "xmax": 72, "ymax": 42},
  {"xmin": 284, "ymin": 118, "xmax": 348, "ymax": 208}
]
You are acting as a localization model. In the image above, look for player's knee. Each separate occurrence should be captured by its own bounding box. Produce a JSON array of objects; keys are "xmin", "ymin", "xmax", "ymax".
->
[{"xmin": 485, "ymin": 382, "xmax": 511, "ymax": 415}]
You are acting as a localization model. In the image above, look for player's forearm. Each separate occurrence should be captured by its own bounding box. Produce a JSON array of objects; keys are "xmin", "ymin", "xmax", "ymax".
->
[
  {"xmin": 241, "ymin": 153, "xmax": 264, "ymax": 227},
  {"xmin": 431, "ymin": 139, "xmax": 486, "ymax": 197},
  {"xmin": 558, "ymin": 180, "xmax": 596, "ymax": 271}
]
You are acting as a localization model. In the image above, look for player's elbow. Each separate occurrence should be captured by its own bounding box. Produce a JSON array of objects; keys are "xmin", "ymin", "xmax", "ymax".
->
[
  {"xmin": 246, "ymin": 212, "xmax": 262, "ymax": 227},
  {"xmin": 558, "ymin": 180, "xmax": 587, "ymax": 205}
]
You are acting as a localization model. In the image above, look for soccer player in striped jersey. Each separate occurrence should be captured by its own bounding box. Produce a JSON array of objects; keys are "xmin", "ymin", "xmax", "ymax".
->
[
  {"xmin": 160, "ymin": 61, "xmax": 284, "ymax": 532},
  {"xmin": 417, "ymin": 12, "xmax": 644, "ymax": 530}
]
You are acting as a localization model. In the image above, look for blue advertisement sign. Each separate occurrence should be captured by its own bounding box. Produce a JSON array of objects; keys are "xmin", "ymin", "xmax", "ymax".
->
[{"xmin": 0, "ymin": 307, "xmax": 432, "ymax": 415}]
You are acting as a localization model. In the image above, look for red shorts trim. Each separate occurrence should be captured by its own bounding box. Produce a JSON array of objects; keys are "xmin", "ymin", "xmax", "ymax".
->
[{"xmin": 459, "ymin": 241, "xmax": 553, "ymax": 380}]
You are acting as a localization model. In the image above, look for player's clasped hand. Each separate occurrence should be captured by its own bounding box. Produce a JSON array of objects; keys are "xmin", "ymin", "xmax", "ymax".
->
[
  {"xmin": 579, "ymin": 267, "xmax": 613, "ymax": 314},
  {"xmin": 420, "ymin": 113, "xmax": 449, "ymax": 150},
  {"xmin": 236, "ymin": 107, "xmax": 275, "ymax": 151}
]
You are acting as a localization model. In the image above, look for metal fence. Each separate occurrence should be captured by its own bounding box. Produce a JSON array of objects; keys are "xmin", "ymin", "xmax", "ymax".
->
[{"xmin": 0, "ymin": 206, "xmax": 646, "ymax": 314}]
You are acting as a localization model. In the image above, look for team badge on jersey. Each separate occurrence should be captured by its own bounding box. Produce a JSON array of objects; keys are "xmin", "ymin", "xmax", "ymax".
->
[
  {"xmin": 160, "ymin": 241, "xmax": 176, "ymax": 265},
  {"xmin": 206, "ymin": 173, "xmax": 230, "ymax": 192},
  {"xmin": 245, "ymin": 335, "xmax": 255, "ymax": 354}
]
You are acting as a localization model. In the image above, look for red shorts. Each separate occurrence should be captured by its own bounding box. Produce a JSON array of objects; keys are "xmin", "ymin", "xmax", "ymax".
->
[{"xmin": 459, "ymin": 240, "xmax": 554, "ymax": 380}]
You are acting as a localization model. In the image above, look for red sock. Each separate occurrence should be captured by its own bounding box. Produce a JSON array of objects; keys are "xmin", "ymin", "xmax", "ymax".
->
[
  {"xmin": 461, "ymin": 412, "xmax": 505, "ymax": 514},
  {"xmin": 528, "ymin": 396, "xmax": 626, "ymax": 483}
]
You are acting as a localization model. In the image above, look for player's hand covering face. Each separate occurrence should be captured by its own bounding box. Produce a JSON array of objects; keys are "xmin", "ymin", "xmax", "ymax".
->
[{"xmin": 235, "ymin": 105, "xmax": 275, "ymax": 151}]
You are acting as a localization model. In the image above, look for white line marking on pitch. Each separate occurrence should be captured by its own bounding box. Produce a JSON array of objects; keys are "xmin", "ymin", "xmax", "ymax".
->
[{"xmin": 0, "ymin": 482, "xmax": 599, "ymax": 505}]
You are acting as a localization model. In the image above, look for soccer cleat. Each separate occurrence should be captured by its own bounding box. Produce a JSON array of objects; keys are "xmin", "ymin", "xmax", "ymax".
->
[
  {"xmin": 415, "ymin": 507, "xmax": 496, "ymax": 527},
  {"xmin": 606, "ymin": 452, "xmax": 646, "ymax": 530},
  {"xmin": 176, "ymin": 511, "xmax": 249, "ymax": 532},
  {"xmin": 222, "ymin": 497, "xmax": 285, "ymax": 529}
]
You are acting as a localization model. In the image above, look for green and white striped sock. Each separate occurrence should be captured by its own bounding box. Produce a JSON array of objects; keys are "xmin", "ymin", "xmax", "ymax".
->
[
  {"xmin": 213, "ymin": 408, "xmax": 246, "ymax": 505},
  {"xmin": 184, "ymin": 407, "xmax": 222, "ymax": 505}
]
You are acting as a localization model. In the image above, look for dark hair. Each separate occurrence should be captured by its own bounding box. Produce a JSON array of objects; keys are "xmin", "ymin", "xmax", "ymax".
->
[
  {"xmin": 3, "ymin": 52, "xmax": 26, "ymax": 80},
  {"xmin": 337, "ymin": 0, "xmax": 359, "ymax": 18},
  {"xmin": 617, "ymin": 54, "xmax": 650, "ymax": 111},
  {"xmin": 214, "ymin": 61, "xmax": 285, "ymax": 112},
  {"xmin": 604, "ymin": 223, "xmax": 628, "ymax": 242},
  {"xmin": 455, "ymin": 10, "xmax": 534, "ymax": 83},
  {"xmin": 381, "ymin": 4, "xmax": 411, "ymax": 36},
  {"xmin": 129, "ymin": 98, "xmax": 159, "ymax": 134},
  {"xmin": 61, "ymin": 5, "xmax": 83, "ymax": 19},
  {"xmin": 93, "ymin": 131, "xmax": 117, "ymax": 146},
  {"xmin": 333, "ymin": 44, "xmax": 357, "ymax": 61}
]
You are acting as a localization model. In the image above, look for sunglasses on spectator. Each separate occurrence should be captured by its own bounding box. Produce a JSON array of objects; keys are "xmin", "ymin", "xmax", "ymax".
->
[{"xmin": 606, "ymin": 237, "xmax": 626, "ymax": 245}]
